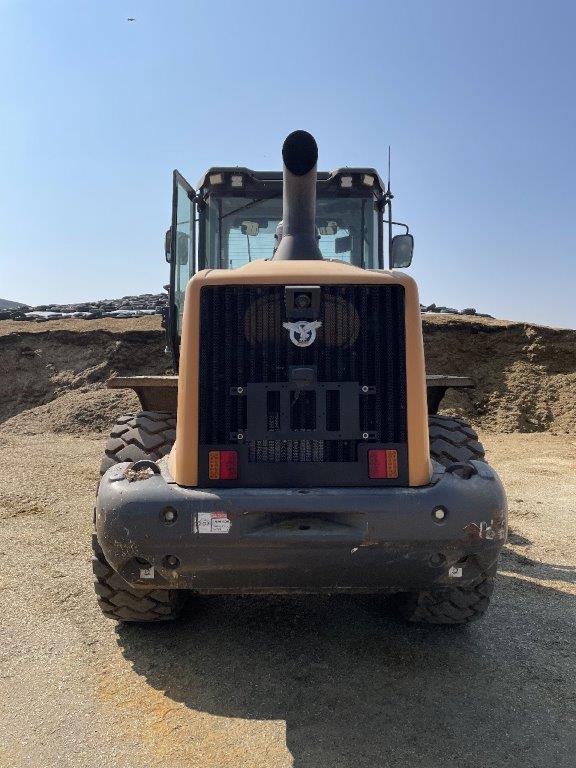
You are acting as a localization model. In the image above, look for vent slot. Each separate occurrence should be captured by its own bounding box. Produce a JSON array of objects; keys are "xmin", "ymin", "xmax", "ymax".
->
[
  {"xmin": 325, "ymin": 389, "xmax": 340, "ymax": 432},
  {"xmin": 267, "ymin": 390, "xmax": 281, "ymax": 431},
  {"xmin": 291, "ymin": 390, "xmax": 316, "ymax": 432}
]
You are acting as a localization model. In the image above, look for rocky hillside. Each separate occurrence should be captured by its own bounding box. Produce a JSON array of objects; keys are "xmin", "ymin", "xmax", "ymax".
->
[
  {"xmin": 0, "ymin": 313, "xmax": 574, "ymax": 436},
  {"xmin": 0, "ymin": 293, "xmax": 491, "ymax": 321},
  {"xmin": 0, "ymin": 294, "xmax": 168, "ymax": 320},
  {"xmin": 0, "ymin": 298, "xmax": 27, "ymax": 310}
]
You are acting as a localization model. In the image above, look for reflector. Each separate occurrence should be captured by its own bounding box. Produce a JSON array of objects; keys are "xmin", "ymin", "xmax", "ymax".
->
[
  {"xmin": 219, "ymin": 451, "xmax": 238, "ymax": 480},
  {"xmin": 386, "ymin": 449, "xmax": 399, "ymax": 479},
  {"xmin": 208, "ymin": 451, "xmax": 220, "ymax": 480}
]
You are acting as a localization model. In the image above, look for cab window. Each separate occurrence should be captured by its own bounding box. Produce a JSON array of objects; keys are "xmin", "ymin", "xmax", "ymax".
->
[{"xmin": 203, "ymin": 195, "xmax": 376, "ymax": 269}]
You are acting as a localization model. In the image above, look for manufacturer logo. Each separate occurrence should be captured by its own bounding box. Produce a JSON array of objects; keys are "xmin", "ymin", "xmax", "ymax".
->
[{"xmin": 282, "ymin": 320, "xmax": 322, "ymax": 347}]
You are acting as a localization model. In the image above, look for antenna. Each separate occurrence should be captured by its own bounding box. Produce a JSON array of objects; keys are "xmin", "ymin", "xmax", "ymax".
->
[{"xmin": 387, "ymin": 146, "xmax": 393, "ymax": 267}]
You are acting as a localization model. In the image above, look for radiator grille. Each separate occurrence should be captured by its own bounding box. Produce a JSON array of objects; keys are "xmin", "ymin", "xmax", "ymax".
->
[{"xmin": 198, "ymin": 284, "xmax": 407, "ymax": 463}]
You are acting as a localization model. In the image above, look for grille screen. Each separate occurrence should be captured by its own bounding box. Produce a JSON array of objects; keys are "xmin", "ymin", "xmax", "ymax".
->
[{"xmin": 198, "ymin": 284, "xmax": 407, "ymax": 463}]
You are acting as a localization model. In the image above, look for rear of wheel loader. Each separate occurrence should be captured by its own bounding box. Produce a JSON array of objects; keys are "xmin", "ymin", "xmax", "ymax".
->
[{"xmin": 93, "ymin": 131, "xmax": 507, "ymax": 625}]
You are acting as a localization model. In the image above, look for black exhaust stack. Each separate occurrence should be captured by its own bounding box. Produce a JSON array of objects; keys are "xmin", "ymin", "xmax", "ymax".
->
[{"xmin": 272, "ymin": 130, "xmax": 323, "ymax": 261}]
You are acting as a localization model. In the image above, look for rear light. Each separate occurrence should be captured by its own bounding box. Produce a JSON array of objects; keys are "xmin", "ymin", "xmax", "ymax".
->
[
  {"xmin": 208, "ymin": 450, "xmax": 238, "ymax": 480},
  {"xmin": 368, "ymin": 449, "xmax": 398, "ymax": 479}
]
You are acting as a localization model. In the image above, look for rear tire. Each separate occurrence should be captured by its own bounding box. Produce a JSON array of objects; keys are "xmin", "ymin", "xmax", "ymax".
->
[
  {"xmin": 100, "ymin": 411, "xmax": 176, "ymax": 476},
  {"xmin": 428, "ymin": 414, "xmax": 485, "ymax": 468},
  {"xmin": 92, "ymin": 535, "xmax": 185, "ymax": 622},
  {"xmin": 95, "ymin": 411, "xmax": 181, "ymax": 622},
  {"xmin": 392, "ymin": 417, "xmax": 494, "ymax": 624},
  {"xmin": 393, "ymin": 575, "xmax": 495, "ymax": 625}
]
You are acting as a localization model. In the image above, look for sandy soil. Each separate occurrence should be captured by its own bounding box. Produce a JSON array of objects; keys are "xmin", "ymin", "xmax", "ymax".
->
[
  {"xmin": 0, "ymin": 430, "xmax": 574, "ymax": 768},
  {"xmin": 0, "ymin": 316, "xmax": 163, "ymax": 337}
]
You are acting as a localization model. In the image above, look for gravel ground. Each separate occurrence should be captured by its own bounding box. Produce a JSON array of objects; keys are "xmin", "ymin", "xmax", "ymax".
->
[{"xmin": 0, "ymin": 431, "xmax": 575, "ymax": 768}]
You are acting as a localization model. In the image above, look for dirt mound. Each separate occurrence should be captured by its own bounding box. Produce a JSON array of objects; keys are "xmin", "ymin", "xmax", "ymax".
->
[
  {"xmin": 423, "ymin": 315, "xmax": 576, "ymax": 432},
  {"xmin": 0, "ymin": 317, "xmax": 168, "ymax": 434},
  {"xmin": 0, "ymin": 313, "xmax": 574, "ymax": 436},
  {"xmin": 1, "ymin": 389, "xmax": 139, "ymax": 436}
]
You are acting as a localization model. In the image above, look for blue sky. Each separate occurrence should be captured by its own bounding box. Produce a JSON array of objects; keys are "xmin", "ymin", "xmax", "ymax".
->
[{"xmin": 1, "ymin": 0, "xmax": 574, "ymax": 328}]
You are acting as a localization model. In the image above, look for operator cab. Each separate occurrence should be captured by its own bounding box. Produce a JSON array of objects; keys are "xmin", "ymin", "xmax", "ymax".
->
[
  {"xmin": 164, "ymin": 166, "xmax": 413, "ymax": 365},
  {"xmin": 196, "ymin": 167, "xmax": 386, "ymax": 270}
]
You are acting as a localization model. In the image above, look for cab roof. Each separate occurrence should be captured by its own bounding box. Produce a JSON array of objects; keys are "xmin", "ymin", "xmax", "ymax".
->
[{"xmin": 196, "ymin": 167, "xmax": 387, "ymax": 199}]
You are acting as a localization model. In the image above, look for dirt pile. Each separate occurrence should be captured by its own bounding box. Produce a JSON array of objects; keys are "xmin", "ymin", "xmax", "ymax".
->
[
  {"xmin": 424, "ymin": 314, "xmax": 576, "ymax": 432},
  {"xmin": 0, "ymin": 316, "xmax": 168, "ymax": 434},
  {"xmin": 0, "ymin": 313, "xmax": 574, "ymax": 435}
]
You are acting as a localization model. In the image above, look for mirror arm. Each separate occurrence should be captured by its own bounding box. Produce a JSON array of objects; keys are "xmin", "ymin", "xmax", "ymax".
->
[{"xmin": 383, "ymin": 219, "xmax": 410, "ymax": 234}]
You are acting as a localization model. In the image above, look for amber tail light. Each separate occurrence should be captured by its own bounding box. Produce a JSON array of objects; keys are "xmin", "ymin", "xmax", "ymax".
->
[{"xmin": 368, "ymin": 449, "xmax": 398, "ymax": 479}]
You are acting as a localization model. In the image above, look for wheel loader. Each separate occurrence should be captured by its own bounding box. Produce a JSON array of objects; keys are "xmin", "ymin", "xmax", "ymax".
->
[{"xmin": 93, "ymin": 130, "xmax": 507, "ymax": 624}]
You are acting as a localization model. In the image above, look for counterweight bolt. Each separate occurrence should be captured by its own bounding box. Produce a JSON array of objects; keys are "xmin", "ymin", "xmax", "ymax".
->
[{"xmin": 162, "ymin": 507, "xmax": 177, "ymax": 523}]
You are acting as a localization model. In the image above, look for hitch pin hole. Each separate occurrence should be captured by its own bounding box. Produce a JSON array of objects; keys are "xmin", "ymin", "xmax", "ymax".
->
[{"xmin": 163, "ymin": 554, "xmax": 180, "ymax": 569}]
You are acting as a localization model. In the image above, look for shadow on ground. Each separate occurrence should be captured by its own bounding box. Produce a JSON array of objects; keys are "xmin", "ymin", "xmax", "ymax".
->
[
  {"xmin": 116, "ymin": 566, "xmax": 576, "ymax": 768},
  {"xmin": 503, "ymin": 530, "xmax": 576, "ymax": 584}
]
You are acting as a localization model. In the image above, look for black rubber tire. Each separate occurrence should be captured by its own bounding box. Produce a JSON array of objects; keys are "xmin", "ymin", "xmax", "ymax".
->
[
  {"xmin": 100, "ymin": 411, "xmax": 176, "ymax": 476},
  {"xmin": 393, "ymin": 575, "xmax": 495, "ymax": 624},
  {"xmin": 92, "ymin": 535, "xmax": 185, "ymax": 622},
  {"xmin": 95, "ymin": 411, "xmax": 181, "ymax": 622},
  {"xmin": 391, "ymin": 417, "xmax": 493, "ymax": 625},
  {"xmin": 428, "ymin": 414, "xmax": 485, "ymax": 468}
]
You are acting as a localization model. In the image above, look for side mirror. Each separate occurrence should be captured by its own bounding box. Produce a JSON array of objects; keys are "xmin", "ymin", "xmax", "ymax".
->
[
  {"xmin": 164, "ymin": 228, "xmax": 172, "ymax": 263},
  {"xmin": 390, "ymin": 233, "xmax": 414, "ymax": 268},
  {"xmin": 176, "ymin": 231, "xmax": 189, "ymax": 266},
  {"xmin": 335, "ymin": 234, "xmax": 352, "ymax": 254}
]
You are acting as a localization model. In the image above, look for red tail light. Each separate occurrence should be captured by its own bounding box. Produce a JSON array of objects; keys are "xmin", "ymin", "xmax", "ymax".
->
[
  {"xmin": 208, "ymin": 451, "xmax": 238, "ymax": 480},
  {"xmin": 368, "ymin": 449, "xmax": 399, "ymax": 479}
]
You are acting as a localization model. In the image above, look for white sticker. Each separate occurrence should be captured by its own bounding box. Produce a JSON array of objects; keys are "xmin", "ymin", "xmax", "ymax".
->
[
  {"xmin": 448, "ymin": 566, "xmax": 463, "ymax": 578},
  {"xmin": 196, "ymin": 511, "xmax": 231, "ymax": 534},
  {"xmin": 139, "ymin": 566, "xmax": 155, "ymax": 579}
]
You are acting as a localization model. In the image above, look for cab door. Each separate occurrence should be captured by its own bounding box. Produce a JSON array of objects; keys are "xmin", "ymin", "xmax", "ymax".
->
[{"xmin": 166, "ymin": 170, "xmax": 196, "ymax": 367}]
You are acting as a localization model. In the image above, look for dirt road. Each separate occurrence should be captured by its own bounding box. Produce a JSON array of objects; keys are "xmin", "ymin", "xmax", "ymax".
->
[{"xmin": 1, "ymin": 431, "xmax": 575, "ymax": 768}]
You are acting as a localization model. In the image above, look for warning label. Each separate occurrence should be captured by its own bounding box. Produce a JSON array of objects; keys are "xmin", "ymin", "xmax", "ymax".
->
[{"xmin": 195, "ymin": 511, "xmax": 231, "ymax": 534}]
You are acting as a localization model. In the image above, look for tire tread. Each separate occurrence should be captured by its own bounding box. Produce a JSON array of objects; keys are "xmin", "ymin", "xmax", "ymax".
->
[
  {"xmin": 100, "ymin": 410, "xmax": 176, "ymax": 476},
  {"xmin": 428, "ymin": 414, "xmax": 486, "ymax": 467},
  {"xmin": 395, "ymin": 576, "xmax": 494, "ymax": 624},
  {"xmin": 91, "ymin": 535, "xmax": 183, "ymax": 623}
]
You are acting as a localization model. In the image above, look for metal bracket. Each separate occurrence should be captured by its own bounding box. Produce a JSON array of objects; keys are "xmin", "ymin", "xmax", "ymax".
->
[{"xmin": 245, "ymin": 381, "xmax": 363, "ymax": 441}]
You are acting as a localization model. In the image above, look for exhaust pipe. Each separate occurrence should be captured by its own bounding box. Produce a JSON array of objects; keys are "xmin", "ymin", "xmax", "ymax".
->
[{"xmin": 272, "ymin": 130, "xmax": 323, "ymax": 261}]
